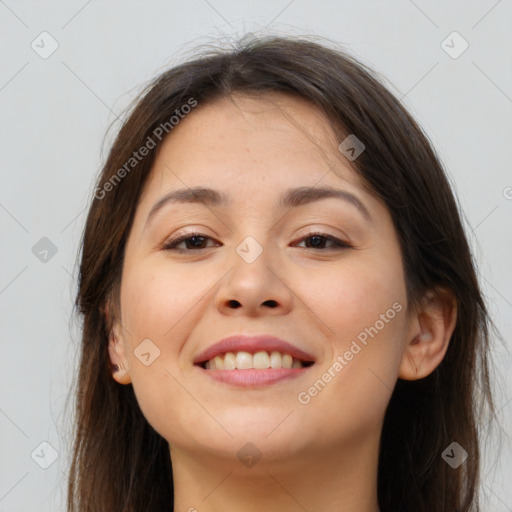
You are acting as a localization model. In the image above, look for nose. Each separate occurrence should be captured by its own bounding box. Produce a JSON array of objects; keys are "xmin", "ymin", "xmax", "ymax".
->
[{"xmin": 214, "ymin": 241, "xmax": 294, "ymax": 317}]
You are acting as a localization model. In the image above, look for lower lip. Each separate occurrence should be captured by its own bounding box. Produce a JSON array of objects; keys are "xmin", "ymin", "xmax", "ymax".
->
[{"xmin": 196, "ymin": 367, "xmax": 313, "ymax": 387}]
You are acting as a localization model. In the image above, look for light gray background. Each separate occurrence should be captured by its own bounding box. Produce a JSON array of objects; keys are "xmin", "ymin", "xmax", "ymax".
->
[{"xmin": 1, "ymin": 1, "xmax": 511, "ymax": 510}]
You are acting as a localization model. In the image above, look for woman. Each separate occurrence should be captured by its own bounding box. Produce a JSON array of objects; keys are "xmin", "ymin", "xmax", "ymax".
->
[{"xmin": 67, "ymin": 35, "xmax": 497, "ymax": 511}]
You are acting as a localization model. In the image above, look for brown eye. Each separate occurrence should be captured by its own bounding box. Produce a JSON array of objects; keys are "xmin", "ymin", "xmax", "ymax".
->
[
  {"xmin": 294, "ymin": 232, "xmax": 352, "ymax": 250},
  {"xmin": 163, "ymin": 233, "xmax": 220, "ymax": 252}
]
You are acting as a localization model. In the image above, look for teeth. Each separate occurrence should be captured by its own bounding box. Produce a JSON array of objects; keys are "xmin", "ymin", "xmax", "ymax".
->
[
  {"xmin": 213, "ymin": 355, "xmax": 224, "ymax": 370},
  {"xmin": 270, "ymin": 351, "xmax": 282, "ymax": 369},
  {"xmin": 224, "ymin": 352, "xmax": 236, "ymax": 370},
  {"xmin": 253, "ymin": 351, "xmax": 270, "ymax": 369},
  {"xmin": 282, "ymin": 354, "xmax": 293, "ymax": 369},
  {"xmin": 204, "ymin": 350, "xmax": 306, "ymax": 370},
  {"xmin": 292, "ymin": 358, "xmax": 302, "ymax": 369},
  {"xmin": 235, "ymin": 351, "xmax": 252, "ymax": 370}
]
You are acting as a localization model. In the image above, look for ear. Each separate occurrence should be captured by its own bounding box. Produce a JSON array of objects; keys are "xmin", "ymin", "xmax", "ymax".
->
[
  {"xmin": 104, "ymin": 302, "xmax": 132, "ymax": 385},
  {"xmin": 398, "ymin": 287, "xmax": 457, "ymax": 380}
]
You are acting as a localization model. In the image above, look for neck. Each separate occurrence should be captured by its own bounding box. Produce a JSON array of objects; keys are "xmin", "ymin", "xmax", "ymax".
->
[{"xmin": 171, "ymin": 435, "xmax": 381, "ymax": 512}]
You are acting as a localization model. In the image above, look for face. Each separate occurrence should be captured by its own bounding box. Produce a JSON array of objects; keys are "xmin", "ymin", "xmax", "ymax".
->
[{"xmin": 110, "ymin": 92, "xmax": 411, "ymax": 468}]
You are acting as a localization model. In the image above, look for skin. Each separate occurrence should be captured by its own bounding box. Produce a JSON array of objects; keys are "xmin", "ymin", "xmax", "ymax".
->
[{"xmin": 108, "ymin": 92, "xmax": 457, "ymax": 512}]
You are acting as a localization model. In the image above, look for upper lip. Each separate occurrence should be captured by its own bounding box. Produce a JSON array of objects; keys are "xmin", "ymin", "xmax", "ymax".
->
[{"xmin": 193, "ymin": 334, "xmax": 316, "ymax": 365}]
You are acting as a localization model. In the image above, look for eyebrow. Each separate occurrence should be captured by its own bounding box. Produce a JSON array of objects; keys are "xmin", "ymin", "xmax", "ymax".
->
[{"xmin": 145, "ymin": 185, "xmax": 372, "ymax": 227}]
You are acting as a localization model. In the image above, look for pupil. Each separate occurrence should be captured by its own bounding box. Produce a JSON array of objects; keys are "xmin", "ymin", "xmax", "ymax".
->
[
  {"xmin": 308, "ymin": 236, "xmax": 323, "ymax": 248},
  {"xmin": 189, "ymin": 236, "xmax": 205, "ymax": 248}
]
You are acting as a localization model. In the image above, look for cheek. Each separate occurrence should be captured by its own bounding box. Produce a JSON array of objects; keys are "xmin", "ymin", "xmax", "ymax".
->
[
  {"xmin": 300, "ymin": 255, "xmax": 407, "ymax": 348},
  {"xmin": 117, "ymin": 261, "xmax": 205, "ymax": 410},
  {"xmin": 119, "ymin": 262, "xmax": 208, "ymax": 439},
  {"xmin": 121, "ymin": 261, "xmax": 203, "ymax": 340},
  {"xmin": 294, "ymin": 256, "xmax": 408, "ymax": 436},
  {"xmin": 299, "ymin": 256, "xmax": 407, "ymax": 383}
]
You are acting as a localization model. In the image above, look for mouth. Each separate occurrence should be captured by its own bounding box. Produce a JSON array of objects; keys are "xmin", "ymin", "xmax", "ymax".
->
[
  {"xmin": 195, "ymin": 353, "xmax": 315, "ymax": 387},
  {"xmin": 196, "ymin": 350, "xmax": 315, "ymax": 370},
  {"xmin": 193, "ymin": 334, "xmax": 316, "ymax": 388}
]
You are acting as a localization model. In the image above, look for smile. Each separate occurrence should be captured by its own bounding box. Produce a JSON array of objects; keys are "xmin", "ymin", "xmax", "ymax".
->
[
  {"xmin": 195, "ymin": 350, "xmax": 315, "ymax": 387},
  {"xmin": 202, "ymin": 350, "xmax": 314, "ymax": 370}
]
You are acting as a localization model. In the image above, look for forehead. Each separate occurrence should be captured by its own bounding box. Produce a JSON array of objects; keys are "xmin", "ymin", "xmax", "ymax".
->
[{"xmin": 139, "ymin": 92, "xmax": 368, "ymax": 207}]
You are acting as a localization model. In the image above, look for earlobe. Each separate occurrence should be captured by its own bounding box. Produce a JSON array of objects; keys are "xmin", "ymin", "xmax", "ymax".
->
[
  {"xmin": 104, "ymin": 301, "xmax": 132, "ymax": 385},
  {"xmin": 398, "ymin": 287, "xmax": 457, "ymax": 381},
  {"xmin": 111, "ymin": 361, "xmax": 131, "ymax": 384},
  {"xmin": 108, "ymin": 329, "xmax": 132, "ymax": 385}
]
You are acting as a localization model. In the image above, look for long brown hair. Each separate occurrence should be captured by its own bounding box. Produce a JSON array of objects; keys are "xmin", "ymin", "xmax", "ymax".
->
[{"xmin": 67, "ymin": 34, "xmax": 500, "ymax": 511}]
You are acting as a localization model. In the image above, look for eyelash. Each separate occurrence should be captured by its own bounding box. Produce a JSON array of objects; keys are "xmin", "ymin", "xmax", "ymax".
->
[{"xmin": 161, "ymin": 231, "xmax": 353, "ymax": 252}]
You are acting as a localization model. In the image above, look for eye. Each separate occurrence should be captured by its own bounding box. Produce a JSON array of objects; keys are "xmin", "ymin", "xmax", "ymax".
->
[
  {"xmin": 162, "ymin": 232, "xmax": 221, "ymax": 252},
  {"xmin": 161, "ymin": 230, "xmax": 352, "ymax": 253},
  {"xmin": 293, "ymin": 231, "xmax": 353, "ymax": 250}
]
